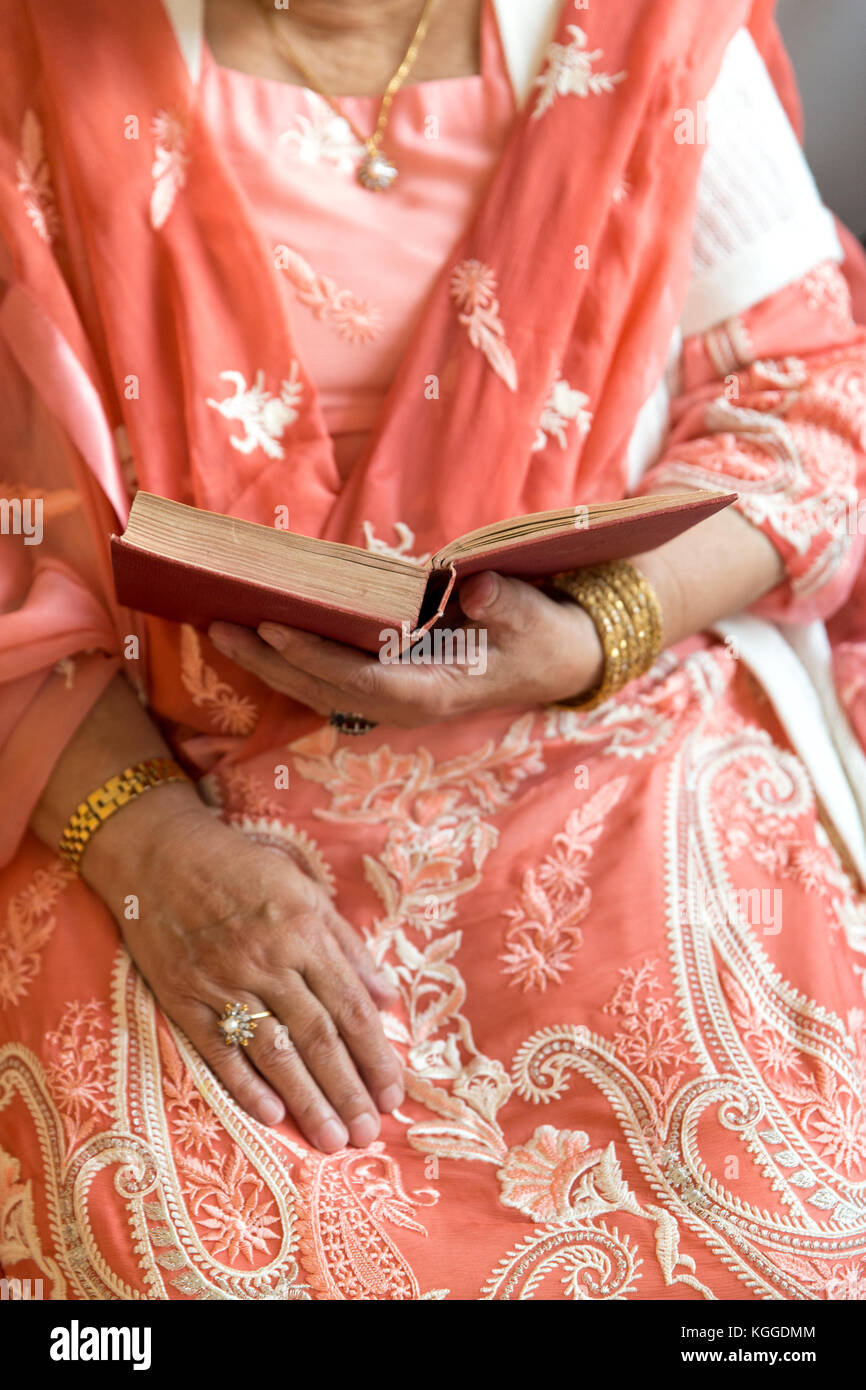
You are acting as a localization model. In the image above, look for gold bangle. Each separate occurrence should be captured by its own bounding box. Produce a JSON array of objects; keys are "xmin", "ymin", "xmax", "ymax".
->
[
  {"xmin": 57, "ymin": 757, "xmax": 191, "ymax": 873},
  {"xmin": 549, "ymin": 560, "xmax": 664, "ymax": 711}
]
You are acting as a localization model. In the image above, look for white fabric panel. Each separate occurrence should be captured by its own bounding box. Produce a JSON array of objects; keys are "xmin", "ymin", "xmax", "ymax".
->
[
  {"xmin": 161, "ymin": 0, "xmax": 204, "ymax": 83},
  {"xmin": 683, "ymin": 26, "xmax": 843, "ymax": 335},
  {"xmin": 491, "ymin": 0, "xmax": 561, "ymax": 108},
  {"xmin": 714, "ymin": 617, "xmax": 866, "ymax": 892}
]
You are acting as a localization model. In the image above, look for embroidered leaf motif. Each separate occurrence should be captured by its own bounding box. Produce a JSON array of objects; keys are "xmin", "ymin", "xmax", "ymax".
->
[
  {"xmin": 450, "ymin": 260, "xmax": 517, "ymax": 391},
  {"xmin": 277, "ymin": 244, "xmax": 383, "ymax": 343},
  {"xmin": 788, "ymin": 1170, "xmax": 816, "ymax": 1188},
  {"xmin": 16, "ymin": 109, "xmax": 61, "ymax": 244},
  {"xmin": 405, "ymin": 1072, "xmax": 507, "ymax": 1165},
  {"xmin": 151, "ymin": 110, "xmax": 189, "ymax": 229},
  {"xmin": 533, "ymin": 26, "xmax": 626, "ymax": 120},
  {"xmin": 179, "ymin": 625, "xmax": 258, "ymax": 735}
]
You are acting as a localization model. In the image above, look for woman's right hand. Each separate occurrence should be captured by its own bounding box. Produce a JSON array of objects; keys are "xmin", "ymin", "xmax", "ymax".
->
[{"xmin": 81, "ymin": 786, "xmax": 405, "ymax": 1152}]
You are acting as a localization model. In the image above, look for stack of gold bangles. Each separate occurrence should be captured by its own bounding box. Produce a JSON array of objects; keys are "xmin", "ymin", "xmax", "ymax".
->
[{"xmin": 549, "ymin": 559, "xmax": 664, "ymax": 711}]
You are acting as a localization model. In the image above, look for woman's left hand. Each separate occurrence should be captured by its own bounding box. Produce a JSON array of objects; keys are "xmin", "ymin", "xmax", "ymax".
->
[{"xmin": 208, "ymin": 571, "xmax": 604, "ymax": 728}]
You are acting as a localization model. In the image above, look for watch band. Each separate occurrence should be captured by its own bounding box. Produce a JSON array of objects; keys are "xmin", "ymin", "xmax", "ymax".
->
[{"xmin": 57, "ymin": 756, "xmax": 191, "ymax": 872}]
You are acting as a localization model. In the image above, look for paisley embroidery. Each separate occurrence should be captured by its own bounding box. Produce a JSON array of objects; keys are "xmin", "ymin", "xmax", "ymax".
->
[
  {"xmin": 450, "ymin": 260, "xmax": 517, "ymax": 391},
  {"xmin": 533, "ymin": 25, "xmax": 626, "ymax": 121},
  {"xmin": 179, "ymin": 625, "xmax": 258, "ymax": 735},
  {"xmin": 295, "ymin": 1145, "xmax": 444, "ymax": 1299},
  {"xmin": 3, "ymin": 657, "xmax": 866, "ymax": 1298}
]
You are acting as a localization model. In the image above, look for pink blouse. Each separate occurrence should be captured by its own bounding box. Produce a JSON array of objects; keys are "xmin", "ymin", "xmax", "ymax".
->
[{"xmin": 199, "ymin": 0, "xmax": 516, "ymax": 478}]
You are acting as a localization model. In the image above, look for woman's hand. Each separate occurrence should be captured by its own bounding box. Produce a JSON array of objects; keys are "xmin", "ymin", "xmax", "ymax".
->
[
  {"xmin": 82, "ymin": 790, "xmax": 405, "ymax": 1153},
  {"xmin": 208, "ymin": 571, "xmax": 605, "ymax": 727}
]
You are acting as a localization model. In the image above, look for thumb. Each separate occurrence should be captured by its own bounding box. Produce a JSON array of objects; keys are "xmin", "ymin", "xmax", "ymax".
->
[{"xmin": 458, "ymin": 571, "xmax": 543, "ymax": 633}]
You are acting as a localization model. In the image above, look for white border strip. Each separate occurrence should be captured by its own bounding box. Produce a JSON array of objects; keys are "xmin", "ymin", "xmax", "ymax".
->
[{"xmin": 682, "ymin": 205, "xmax": 843, "ymax": 337}]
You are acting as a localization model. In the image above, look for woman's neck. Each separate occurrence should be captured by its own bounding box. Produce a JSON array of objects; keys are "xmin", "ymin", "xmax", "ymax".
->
[
  {"xmin": 277, "ymin": 0, "xmax": 427, "ymax": 34},
  {"xmin": 205, "ymin": 0, "xmax": 482, "ymax": 95}
]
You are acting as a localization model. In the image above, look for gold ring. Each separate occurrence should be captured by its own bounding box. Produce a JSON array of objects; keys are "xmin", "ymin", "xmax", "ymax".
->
[{"xmin": 218, "ymin": 1001, "xmax": 271, "ymax": 1047}]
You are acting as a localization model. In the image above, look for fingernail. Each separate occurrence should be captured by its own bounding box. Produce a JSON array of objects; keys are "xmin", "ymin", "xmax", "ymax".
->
[
  {"xmin": 318, "ymin": 1117, "xmax": 349, "ymax": 1152},
  {"xmin": 349, "ymin": 1112, "xmax": 379, "ymax": 1147},
  {"xmin": 209, "ymin": 628, "xmax": 232, "ymax": 655},
  {"xmin": 464, "ymin": 572, "xmax": 498, "ymax": 615},
  {"xmin": 378, "ymin": 1083, "xmax": 403, "ymax": 1113},
  {"xmin": 258, "ymin": 623, "xmax": 286, "ymax": 650},
  {"xmin": 259, "ymin": 1096, "xmax": 285, "ymax": 1126}
]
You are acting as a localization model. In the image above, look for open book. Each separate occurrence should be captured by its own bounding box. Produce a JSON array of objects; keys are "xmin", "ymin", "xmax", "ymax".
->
[{"xmin": 111, "ymin": 489, "xmax": 736, "ymax": 651}]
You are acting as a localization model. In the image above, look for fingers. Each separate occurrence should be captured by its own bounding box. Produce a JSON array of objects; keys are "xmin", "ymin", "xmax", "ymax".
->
[
  {"xmin": 209, "ymin": 624, "xmax": 343, "ymax": 716},
  {"xmin": 184, "ymin": 996, "xmax": 287, "ymax": 1131},
  {"xmin": 458, "ymin": 571, "xmax": 543, "ymax": 634},
  {"xmin": 302, "ymin": 942, "xmax": 404, "ymax": 1119},
  {"xmin": 324, "ymin": 908, "xmax": 399, "ymax": 1009},
  {"xmin": 260, "ymin": 975, "xmax": 386, "ymax": 1150}
]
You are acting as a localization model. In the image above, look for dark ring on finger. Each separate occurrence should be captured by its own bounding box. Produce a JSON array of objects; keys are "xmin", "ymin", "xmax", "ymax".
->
[{"xmin": 329, "ymin": 710, "xmax": 378, "ymax": 735}]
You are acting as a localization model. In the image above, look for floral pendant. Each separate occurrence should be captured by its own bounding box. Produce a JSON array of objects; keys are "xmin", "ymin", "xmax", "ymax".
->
[{"xmin": 357, "ymin": 149, "xmax": 398, "ymax": 192}]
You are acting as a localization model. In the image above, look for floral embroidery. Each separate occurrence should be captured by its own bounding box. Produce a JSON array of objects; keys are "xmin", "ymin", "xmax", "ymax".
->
[
  {"xmin": 603, "ymin": 962, "xmax": 692, "ymax": 1115},
  {"xmin": 179, "ymin": 624, "xmax": 258, "ymax": 735},
  {"xmin": 150, "ymin": 109, "xmax": 189, "ymax": 230},
  {"xmin": 497, "ymin": 1126, "xmax": 633, "ymax": 1223},
  {"xmin": 500, "ymin": 778, "xmax": 627, "ymax": 991},
  {"xmin": 185, "ymin": 1150, "xmax": 282, "ymax": 1263},
  {"xmin": 0, "ymin": 862, "xmax": 73, "ymax": 1009},
  {"xmin": 533, "ymin": 25, "xmax": 626, "ymax": 121},
  {"xmin": 278, "ymin": 91, "xmax": 365, "ymax": 172},
  {"xmin": 296, "ymin": 1145, "xmax": 444, "ymax": 1299},
  {"xmin": 276, "ymin": 245, "xmax": 383, "ymax": 343},
  {"xmin": 802, "ymin": 262, "xmax": 854, "ymax": 327},
  {"xmin": 0, "ymin": 1149, "xmax": 64, "ymax": 1298},
  {"xmin": 361, "ymin": 520, "xmax": 431, "ymax": 565},
  {"xmin": 45, "ymin": 1000, "xmax": 113, "ymax": 1151},
  {"xmin": 450, "ymin": 260, "xmax": 517, "ymax": 392},
  {"xmin": 206, "ymin": 365, "xmax": 304, "ymax": 459},
  {"xmin": 532, "ymin": 376, "xmax": 593, "ymax": 452},
  {"xmin": 16, "ymin": 110, "xmax": 60, "ymax": 244}
]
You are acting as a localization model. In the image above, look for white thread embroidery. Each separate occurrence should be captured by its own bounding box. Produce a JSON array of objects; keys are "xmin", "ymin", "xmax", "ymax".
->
[
  {"xmin": 16, "ymin": 110, "xmax": 60, "ymax": 244},
  {"xmin": 362, "ymin": 521, "xmax": 431, "ymax": 565},
  {"xmin": 278, "ymin": 91, "xmax": 365, "ymax": 172},
  {"xmin": 206, "ymin": 366, "xmax": 304, "ymax": 459},
  {"xmin": 150, "ymin": 110, "xmax": 189, "ymax": 230},
  {"xmin": 533, "ymin": 25, "xmax": 627, "ymax": 120},
  {"xmin": 450, "ymin": 260, "xmax": 517, "ymax": 392},
  {"xmin": 276, "ymin": 245, "xmax": 383, "ymax": 343},
  {"xmin": 532, "ymin": 378, "xmax": 593, "ymax": 452}
]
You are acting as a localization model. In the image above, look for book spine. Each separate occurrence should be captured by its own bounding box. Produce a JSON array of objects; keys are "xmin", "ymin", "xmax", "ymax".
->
[{"xmin": 111, "ymin": 538, "xmax": 400, "ymax": 654}]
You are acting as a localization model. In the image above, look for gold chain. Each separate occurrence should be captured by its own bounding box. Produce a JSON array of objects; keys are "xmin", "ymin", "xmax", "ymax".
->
[{"xmin": 256, "ymin": 0, "xmax": 438, "ymax": 155}]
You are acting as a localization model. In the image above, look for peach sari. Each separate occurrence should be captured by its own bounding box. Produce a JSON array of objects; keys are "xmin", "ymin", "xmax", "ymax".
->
[{"xmin": 2, "ymin": 0, "xmax": 866, "ymax": 1299}]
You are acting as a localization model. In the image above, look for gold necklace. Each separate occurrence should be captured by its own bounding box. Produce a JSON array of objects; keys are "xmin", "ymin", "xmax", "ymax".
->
[{"xmin": 257, "ymin": 0, "xmax": 438, "ymax": 191}]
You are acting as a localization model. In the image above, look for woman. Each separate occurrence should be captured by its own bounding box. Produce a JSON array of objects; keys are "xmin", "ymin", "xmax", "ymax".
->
[{"xmin": 1, "ymin": 0, "xmax": 865, "ymax": 1300}]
